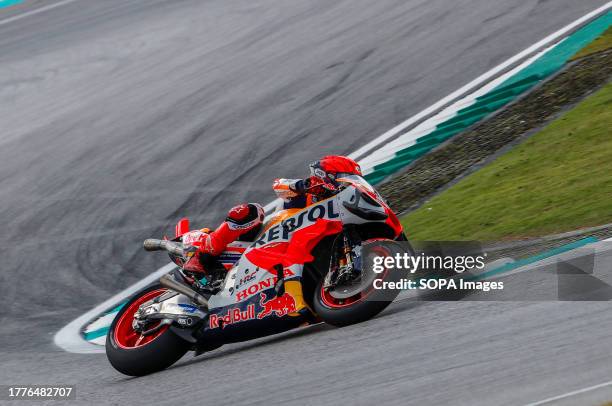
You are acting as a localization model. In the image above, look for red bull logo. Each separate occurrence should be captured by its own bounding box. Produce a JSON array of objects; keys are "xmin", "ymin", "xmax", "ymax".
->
[{"xmin": 257, "ymin": 292, "xmax": 297, "ymax": 319}]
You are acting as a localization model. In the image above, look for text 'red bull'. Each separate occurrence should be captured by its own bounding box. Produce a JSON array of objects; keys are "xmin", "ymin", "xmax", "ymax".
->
[{"xmin": 209, "ymin": 304, "xmax": 255, "ymax": 329}]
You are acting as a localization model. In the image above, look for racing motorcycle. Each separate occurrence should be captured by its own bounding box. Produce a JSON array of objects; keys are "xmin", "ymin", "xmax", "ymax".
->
[{"xmin": 106, "ymin": 174, "xmax": 408, "ymax": 376}]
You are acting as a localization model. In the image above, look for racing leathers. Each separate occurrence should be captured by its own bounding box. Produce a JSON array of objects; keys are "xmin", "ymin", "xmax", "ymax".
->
[{"xmin": 180, "ymin": 203, "xmax": 264, "ymax": 274}]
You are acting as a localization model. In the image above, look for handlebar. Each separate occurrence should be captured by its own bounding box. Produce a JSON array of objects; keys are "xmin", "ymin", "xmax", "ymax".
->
[{"xmin": 143, "ymin": 239, "xmax": 185, "ymax": 256}]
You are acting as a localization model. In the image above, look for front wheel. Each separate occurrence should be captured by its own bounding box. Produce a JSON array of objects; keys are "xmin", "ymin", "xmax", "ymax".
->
[
  {"xmin": 313, "ymin": 239, "xmax": 408, "ymax": 327},
  {"xmin": 106, "ymin": 284, "xmax": 190, "ymax": 376}
]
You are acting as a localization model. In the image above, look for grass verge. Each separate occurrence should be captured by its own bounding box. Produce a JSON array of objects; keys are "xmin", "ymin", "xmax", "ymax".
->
[{"xmin": 400, "ymin": 82, "xmax": 612, "ymax": 241}]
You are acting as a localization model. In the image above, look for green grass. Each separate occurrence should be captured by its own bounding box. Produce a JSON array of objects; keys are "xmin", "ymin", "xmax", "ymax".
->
[
  {"xmin": 572, "ymin": 26, "xmax": 612, "ymax": 60},
  {"xmin": 401, "ymin": 83, "xmax": 612, "ymax": 241}
]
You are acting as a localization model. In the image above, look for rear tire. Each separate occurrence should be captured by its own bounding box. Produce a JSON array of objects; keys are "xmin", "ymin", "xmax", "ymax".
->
[
  {"xmin": 313, "ymin": 239, "xmax": 408, "ymax": 327},
  {"xmin": 106, "ymin": 284, "xmax": 190, "ymax": 376}
]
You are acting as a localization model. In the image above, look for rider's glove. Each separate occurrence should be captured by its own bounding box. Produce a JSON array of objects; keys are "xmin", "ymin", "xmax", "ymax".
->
[
  {"xmin": 273, "ymin": 177, "xmax": 337, "ymax": 201},
  {"xmin": 304, "ymin": 176, "xmax": 337, "ymax": 196},
  {"xmin": 273, "ymin": 178, "xmax": 303, "ymax": 200}
]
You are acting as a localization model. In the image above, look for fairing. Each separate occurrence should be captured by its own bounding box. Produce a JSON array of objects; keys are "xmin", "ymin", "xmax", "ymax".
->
[{"xmin": 189, "ymin": 176, "xmax": 402, "ymax": 340}]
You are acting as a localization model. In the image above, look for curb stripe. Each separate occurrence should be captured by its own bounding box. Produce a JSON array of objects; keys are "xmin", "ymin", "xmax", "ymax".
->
[
  {"xmin": 83, "ymin": 327, "xmax": 109, "ymax": 341},
  {"xmin": 498, "ymin": 11, "xmax": 612, "ymax": 89},
  {"xmin": 103, "ymin": 302, "xmax": 126, "ymax": 316},
  {"xmin": 470, "ymin": 237, "xmax": 599, "ymax": 281},
  {"xmin": 0, "ymin": 0, "xmax": 22, "ymax": 9}
]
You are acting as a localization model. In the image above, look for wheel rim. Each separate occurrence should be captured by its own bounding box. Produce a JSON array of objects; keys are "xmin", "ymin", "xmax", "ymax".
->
[
  {"xmin": 320, "ymin": 245, "xmax": 392, "ymax": 309},
  {"xmin": 114, "ymin": 289, "xmax": 169, "ymax": 349},
  {"xmin": 320, "ymin": 285, "xmax": 364, "ymax": 308}
]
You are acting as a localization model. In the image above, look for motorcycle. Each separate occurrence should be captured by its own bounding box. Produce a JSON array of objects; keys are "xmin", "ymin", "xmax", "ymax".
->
[{"xmin": 106, "ymin": 174, "xmax": 409, "ymax": 376}]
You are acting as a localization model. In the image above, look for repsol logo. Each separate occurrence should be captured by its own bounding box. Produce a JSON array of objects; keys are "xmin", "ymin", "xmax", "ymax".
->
[{"xmin": 253, "ymin": 200, "xmax": 339, "ymax": 247}]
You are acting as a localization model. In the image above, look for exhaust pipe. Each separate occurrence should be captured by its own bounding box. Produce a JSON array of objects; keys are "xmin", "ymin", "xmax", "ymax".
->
[{"xmin": 159, "ymin": 274, "xmax": 209, "ymax": 310}]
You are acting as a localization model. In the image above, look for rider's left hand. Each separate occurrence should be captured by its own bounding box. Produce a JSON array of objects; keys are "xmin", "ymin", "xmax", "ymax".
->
[{"xmin": 304, "ymin": 176, "xmax": 337, "ymax": 196}]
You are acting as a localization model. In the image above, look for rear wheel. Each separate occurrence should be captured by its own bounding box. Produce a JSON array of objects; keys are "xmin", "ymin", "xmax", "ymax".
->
[
  {"xmin": 106, "ymin": 284, "xmax": 190, "ymax": 376},
  {"xmin": 313, "ymin": 239, "xmax": 407, "ymax": 327}
]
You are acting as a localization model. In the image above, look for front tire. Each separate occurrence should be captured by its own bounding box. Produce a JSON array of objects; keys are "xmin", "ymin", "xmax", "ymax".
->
[
  {"xmin": 106, "ymin": 284, "xmax": 190, "ymax": 376},
  {"xmin": 313, "ymin": 239, "xmax": 407, "ymax": 327}
]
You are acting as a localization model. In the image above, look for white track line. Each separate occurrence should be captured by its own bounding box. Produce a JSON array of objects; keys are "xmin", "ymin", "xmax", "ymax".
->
[
  {"xmin": 524, "ymin": 380, "xmax": 612, "ymax": 406},
  {"xmin": 53, "ymin": 1, "xmax": 612, "ymax": 353},
  {"xmin": 0, "ymin": 0, "xmax": 80, "ymax": 26},
  {"xmin": 349, "ymin": 0, "xmax": 612, "ymax": 162}
]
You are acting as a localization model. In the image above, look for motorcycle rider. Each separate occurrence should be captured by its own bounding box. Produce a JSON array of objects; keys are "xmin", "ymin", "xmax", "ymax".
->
[
  {"xmin": 273, "ymin": 155, "xmax": 362, "ymax": 209},
  {"xmin": 181, "ymin": 155, "xmax": 362, "ymax": 274}
]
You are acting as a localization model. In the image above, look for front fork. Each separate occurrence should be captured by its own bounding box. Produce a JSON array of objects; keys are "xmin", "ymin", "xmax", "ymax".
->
[{"xmin": 324, "ymin": 226, "xmax": 362, "ymax": 288}]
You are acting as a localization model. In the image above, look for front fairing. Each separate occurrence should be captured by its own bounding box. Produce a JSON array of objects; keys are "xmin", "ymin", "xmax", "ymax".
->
[{"xmin": 335, "ymin": 175, "xmax": 403, "ymax": 236}]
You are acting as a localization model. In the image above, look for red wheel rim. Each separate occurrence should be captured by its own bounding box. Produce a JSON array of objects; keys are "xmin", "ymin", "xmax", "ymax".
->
[
  {"xmin": 320, "ymin": 245, "xmax": 391, "ymax": 309},
  {"xmin": 320, "ymin": 285, "xmax": 364, "ymax": 308},
  {"xmin": 114, "ymin": 289, "xmax": 169, "ymax": 349}
]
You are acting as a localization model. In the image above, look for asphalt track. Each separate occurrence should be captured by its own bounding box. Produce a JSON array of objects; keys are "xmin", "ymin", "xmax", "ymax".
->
[{"xmin": 1, "ymin": 0, "xmax": 611, "ymax": 404}]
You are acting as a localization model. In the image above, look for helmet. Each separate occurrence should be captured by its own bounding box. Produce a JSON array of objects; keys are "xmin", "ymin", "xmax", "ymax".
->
[{"xmin": 309, "ymin": 155, "xmax": 362, "ymax": 181}]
